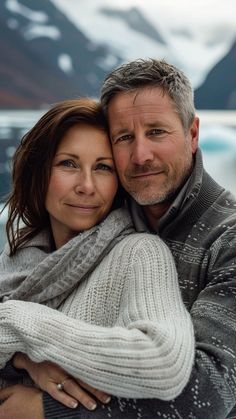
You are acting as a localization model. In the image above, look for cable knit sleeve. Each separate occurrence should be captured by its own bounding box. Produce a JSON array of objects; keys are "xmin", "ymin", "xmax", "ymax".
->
[{"xmin": 0, "ymin": 233, "xmax": 194, "ymax": 400}]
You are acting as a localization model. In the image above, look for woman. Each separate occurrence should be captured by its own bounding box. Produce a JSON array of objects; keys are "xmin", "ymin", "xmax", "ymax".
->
[{"xmin": 0, "ymin": 99, "xmax": 194, "ymax": 415}]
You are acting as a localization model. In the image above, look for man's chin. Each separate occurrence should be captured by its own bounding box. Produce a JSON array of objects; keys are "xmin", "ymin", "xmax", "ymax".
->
[
  {"xmin": 130, "ymin": 193, "xmax": 167, "ymax": 206},
  {"xmin": 130, "ymin": 187, "xmax": 179, "ymax": 206}
]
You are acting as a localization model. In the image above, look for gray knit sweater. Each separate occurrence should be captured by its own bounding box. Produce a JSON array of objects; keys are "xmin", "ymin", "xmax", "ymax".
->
[
  {"xmin": 0, "ymin": 213, "xmax": 194, "ymax": 400},
  {"xmin": 42, "ymin": 149, "xmax": 236, "ymax": 419}
]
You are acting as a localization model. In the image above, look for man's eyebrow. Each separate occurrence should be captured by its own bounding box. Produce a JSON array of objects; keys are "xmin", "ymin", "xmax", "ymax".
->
[
  {"xmin": 146, "ymin": 121, "xmax": 163, "ymax": 127},
  {"xmin": 110, "ymin": 128, "xmax": 131, "ymax": 137},
  {"xmin": 111, "ymin": 121, "xmax": 162, "ymax": 136}
]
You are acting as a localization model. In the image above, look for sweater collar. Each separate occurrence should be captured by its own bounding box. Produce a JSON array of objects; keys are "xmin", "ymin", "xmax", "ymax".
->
[{"xmin": 23, "ymin": 229, "xmax": 51, "ymax": 250}]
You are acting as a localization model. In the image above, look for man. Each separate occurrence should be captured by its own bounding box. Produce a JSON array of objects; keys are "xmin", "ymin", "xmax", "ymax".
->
[{"xmin": 1, "ymin": 59, "xmax": 236, "ymax": 418}]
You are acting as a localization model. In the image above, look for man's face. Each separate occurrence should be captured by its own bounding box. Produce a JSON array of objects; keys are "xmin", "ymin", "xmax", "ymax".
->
[{"xmin": 108, "ymin": 87, "xmax": 199, "ymax": 208}]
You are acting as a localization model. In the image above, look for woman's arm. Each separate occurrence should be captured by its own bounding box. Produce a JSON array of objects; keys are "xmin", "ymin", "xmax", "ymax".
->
[
  {"xmin": 13, "ymin": 353, "xmax": 111, "ymax": 411},
  {"xmin": 0, "ymin": 234, "xmax": 194, "ymax": 400}
]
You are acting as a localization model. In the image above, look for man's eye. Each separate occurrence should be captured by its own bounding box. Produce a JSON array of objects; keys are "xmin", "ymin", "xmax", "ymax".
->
[
  {"xmin": 149, "ymin": 129, "xmax": 165, "ymax": 136},
  {"xmin": 114, "ymin": 134, "xmax": 132, "ymax": 143}
]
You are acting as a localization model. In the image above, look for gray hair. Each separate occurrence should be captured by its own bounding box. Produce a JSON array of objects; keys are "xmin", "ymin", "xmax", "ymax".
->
[{"xmin": 100, "ymin": 58, "xmax": 195, "ymax": 132}]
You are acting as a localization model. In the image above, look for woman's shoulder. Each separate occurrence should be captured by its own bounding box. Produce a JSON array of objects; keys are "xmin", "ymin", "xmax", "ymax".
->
[
  {"xmin": 111, "ymin": 232, "xmax": 172, "ymax": 261},
  {"xmin": 0, "ymin": 229, "xmax": 51, "ymax": 261}
]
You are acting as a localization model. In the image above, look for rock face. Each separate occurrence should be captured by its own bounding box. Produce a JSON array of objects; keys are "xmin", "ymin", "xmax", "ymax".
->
[
  {"xmin": 0, "ymin": 0, "xmax": 118, "ymax": 109},
  {"xmin": 195, "ymin": 41, "xmax": 236, "ymax": 110}
]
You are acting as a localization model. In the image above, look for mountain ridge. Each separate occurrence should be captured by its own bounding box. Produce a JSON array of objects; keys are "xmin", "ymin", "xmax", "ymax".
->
[
  {"xmin": 0, "ymin": 0, "xmax": 235, "ymax": 109},
  {"xmin": 195, "ymin": 40, "xmax": 236, "ymax": 109}
]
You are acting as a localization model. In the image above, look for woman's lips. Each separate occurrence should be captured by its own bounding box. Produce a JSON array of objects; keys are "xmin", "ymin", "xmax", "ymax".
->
[{"xmin": 66, "ymin": 204, "xmax": 99, "ymax": 212}]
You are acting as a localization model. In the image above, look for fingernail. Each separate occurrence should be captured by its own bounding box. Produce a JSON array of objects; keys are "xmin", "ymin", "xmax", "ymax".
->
[
  {"xmin": 103, "ymin": 396, "xmax": 111, "ymax": 404},
  {"xmin": 88, "ymin": 401, "xmax": 97, "ymax": 410},
  {"xmin": 70, "ymin": 401, "xmax": 78, "ymax": 409}
]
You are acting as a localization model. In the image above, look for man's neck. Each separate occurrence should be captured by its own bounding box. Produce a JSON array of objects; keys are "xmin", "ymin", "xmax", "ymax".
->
[{"xmin": 143, "ymin": 202, "xmax": 171, "ymax": 231}]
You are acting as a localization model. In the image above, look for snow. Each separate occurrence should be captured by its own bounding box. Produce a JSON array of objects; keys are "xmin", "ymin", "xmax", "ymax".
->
[
  {"xmin": 6, "ymin": 0, "xmax": 48, "ymax": 23},
  {"xmin": 23, "ymin": 24, "xmax": 61, "ymax": 41},
  {"xmin": 51, "ymin": 0, "xmax": 236, "ymax": 88},
  {"xmin": 7, "ymin": 18, "xmax": 19, "ymax": 30},
  {"xmin": 6, "ymin": 0, "xmax": 61, "ymax": 41},
  {"xmin": 58, "ymin": 54, "xmax": 74, "ymax": 74},
  {"xmin": 96, "ymin": 54, "xmax": 120, "ymax": 71}
]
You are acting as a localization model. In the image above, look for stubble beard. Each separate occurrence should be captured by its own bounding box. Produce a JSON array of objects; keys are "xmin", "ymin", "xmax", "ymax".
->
[{"xmin": 125, "ymin": 158, "xmax": 194, "ymax": 206}]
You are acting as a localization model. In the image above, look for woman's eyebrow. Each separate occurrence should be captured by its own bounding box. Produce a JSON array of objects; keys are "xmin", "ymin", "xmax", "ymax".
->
[
  {"xmin": 55, "ymin": 154, "xmax": 114, "ymax": 161},
  {"xmin": 96, "ymin": 157, "xmax": 114, "ymax": 162},
  {"xmin": 55, "ymin": 152, "xmax": 78, "ymax": 158}
]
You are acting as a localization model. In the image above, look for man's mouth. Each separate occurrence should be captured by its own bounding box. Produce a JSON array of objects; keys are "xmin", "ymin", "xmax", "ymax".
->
[{"xmin": 129, "ymin": 171, "xmax": 164, "ymax": 179}]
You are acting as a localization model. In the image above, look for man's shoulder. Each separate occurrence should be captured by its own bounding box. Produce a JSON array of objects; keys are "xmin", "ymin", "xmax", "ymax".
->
[{"xmin": 210, "ymin": 188, "xmax": 236, "ymax": 227}]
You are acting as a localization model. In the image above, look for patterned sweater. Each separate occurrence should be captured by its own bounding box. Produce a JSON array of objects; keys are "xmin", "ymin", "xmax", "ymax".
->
[{"xmin": 41, "ymin": 149, "xmax": 236, "ymax": 419}]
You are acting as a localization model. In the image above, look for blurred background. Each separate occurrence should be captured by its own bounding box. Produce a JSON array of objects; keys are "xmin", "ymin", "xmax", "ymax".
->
[{"xmin": 0, "ymin": 0, "xmax": 236, "ymax": 249}]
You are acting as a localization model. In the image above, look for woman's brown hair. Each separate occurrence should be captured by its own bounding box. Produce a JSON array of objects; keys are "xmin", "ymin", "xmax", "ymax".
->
[{"xmin": 4, "ymin": 98, "xmax": 123, "ymax": 255}]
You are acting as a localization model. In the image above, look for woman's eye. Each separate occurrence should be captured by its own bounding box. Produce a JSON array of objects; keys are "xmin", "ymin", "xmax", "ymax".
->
[
  {"xmin": 58, "ymin": 160, "xmax": 76, "ymax": 168},
  {"xmin": 96, "ymin": 163, "xmax": 114, "ymax": 172}
]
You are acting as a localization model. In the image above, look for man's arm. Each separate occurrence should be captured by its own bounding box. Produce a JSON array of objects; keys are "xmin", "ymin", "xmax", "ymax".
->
[{"xmin": 0, "ymin": 385, "xmax": 43, "ymax": 419}]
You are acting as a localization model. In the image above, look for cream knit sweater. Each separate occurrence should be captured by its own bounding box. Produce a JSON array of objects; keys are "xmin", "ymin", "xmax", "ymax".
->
[{"xmin": 0, "ymin": 233, "xmax": 194, "ymax": 400}]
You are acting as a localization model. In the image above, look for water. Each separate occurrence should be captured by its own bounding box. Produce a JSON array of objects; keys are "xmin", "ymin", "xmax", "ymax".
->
[
  {"xmin": 0, "ymin": 110, "xmax": 236, "ymax": 252},
  {"xmin": 199, "ymin": 124, "xmax": 236, "ymax": 195}
]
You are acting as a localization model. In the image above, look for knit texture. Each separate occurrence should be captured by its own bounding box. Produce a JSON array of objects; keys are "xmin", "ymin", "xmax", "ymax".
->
[
  {"xmin": 0, "ymin": 217, "xmax": 194, "ymax": 401},
  {"xmin": 0, "ymin": 208, "xmax": 134, "ymax": 307},
  {"xmin": 43, "ymin": 149, "xmax": 236, "ymax": 419}
]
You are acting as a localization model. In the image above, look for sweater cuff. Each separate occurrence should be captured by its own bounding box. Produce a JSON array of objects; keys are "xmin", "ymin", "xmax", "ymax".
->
[
  {"xmin": 43, "ymin": 392, "xmax": 81, "ymax": 419},
  {"xmin": 1, "ymin": 360, "xmax": 28, "ymax": 382}
]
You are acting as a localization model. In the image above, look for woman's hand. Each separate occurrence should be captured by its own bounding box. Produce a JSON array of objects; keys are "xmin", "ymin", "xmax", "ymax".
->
[
  {"xmin": 13, "ymin": 353, "xmax": 111, "ymax": 411},
  {"xmin": 0, "ymin": 384, "xmax": 43, "ymax": 419}
]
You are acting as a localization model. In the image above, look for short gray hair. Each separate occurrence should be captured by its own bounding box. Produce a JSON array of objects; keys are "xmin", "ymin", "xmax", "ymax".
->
[{"xmin": 100, "ymin": 58, "xmax": 195, "ymax": 132}]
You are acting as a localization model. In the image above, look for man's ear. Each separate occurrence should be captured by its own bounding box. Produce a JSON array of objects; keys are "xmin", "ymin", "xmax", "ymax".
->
[{"xmin": 190, "ymin": 116, "xmax": 199, "ymax": 153}]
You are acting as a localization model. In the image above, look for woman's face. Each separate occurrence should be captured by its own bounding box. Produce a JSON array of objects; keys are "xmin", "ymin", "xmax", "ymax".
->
[{"xmin": 45, "ymin": 123, "xmax": 118, "ymax": 248}]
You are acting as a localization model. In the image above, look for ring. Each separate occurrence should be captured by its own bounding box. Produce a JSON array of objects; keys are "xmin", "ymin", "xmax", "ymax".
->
[
  {"xmin": 57, "ymin": 382, "xmax": 64, "ymax": 391},
  {"xmin": 56, "ymin": 377, "xmax": 70, "ymax": 391}
]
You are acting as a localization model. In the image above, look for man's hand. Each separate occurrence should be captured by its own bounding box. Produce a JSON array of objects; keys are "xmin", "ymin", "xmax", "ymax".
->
[{"xmin": 0, "ymin": 384, "xmax": 43, "ymax": 419}]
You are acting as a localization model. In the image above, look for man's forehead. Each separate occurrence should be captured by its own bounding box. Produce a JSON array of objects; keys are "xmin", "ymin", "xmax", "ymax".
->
[
  {"xmin": 108, "ymin": 87, "xmax": 169, "ymax": 113},
  {"xmin": 110, "ymin": 108, "xmax": 163, "ymax": 122},
  {"xmin": 107, "ymin": 88, "xmax": 180, "ymax": 135}
]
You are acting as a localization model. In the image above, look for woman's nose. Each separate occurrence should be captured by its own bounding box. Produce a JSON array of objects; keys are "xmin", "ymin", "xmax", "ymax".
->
[{"xmin": 74, "ymin": 172, "xmax": 95, "ymax": 195}]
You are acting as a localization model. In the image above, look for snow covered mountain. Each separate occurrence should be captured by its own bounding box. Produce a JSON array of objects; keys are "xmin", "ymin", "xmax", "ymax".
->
[
  {"xmin": 0, "ymin": 0, "xmax": 121, "ymax": 108},
  {"xmin": 0, "ymin": 0, "xmax": 235, "ymax": 109},
  {"xmin": 52, "ymin": 0, "xmax": 236, "ymax": 88}
]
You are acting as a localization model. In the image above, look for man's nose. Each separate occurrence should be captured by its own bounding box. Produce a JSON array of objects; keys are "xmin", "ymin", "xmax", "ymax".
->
[
  {"xmin": 131, "ymin": 137, "xmax": 154, "ymax": 165},
  {"xmin": 74, "ymin": 171, "xmax": 95, "ymax": 195}
]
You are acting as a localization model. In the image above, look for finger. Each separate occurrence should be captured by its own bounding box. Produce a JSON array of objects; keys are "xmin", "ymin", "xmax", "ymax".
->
[
  {"xmin": 77, "ymin": 379, "xmax": 111, "ymax": 404},
  {"xmin": 0, "ymin": 385, "xmax": 17, "ymax": 401},
  {"xmin": 47, "ymin": 382, "xmax": 79, "ymax": 410},
  {"xmin": 59, "ymin": 379, "xmax": 98, "ymax": 411}
]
